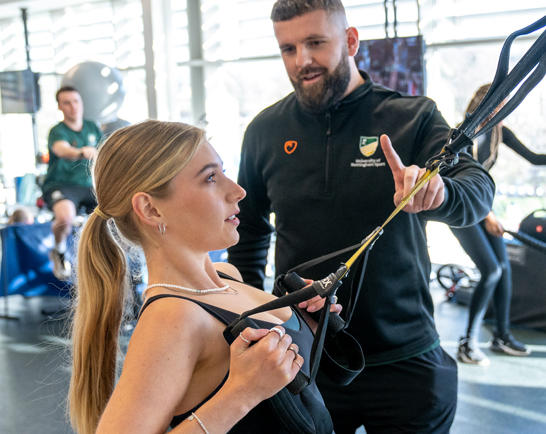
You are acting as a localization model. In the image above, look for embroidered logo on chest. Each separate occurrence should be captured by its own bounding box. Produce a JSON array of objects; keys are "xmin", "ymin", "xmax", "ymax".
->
[
  {"xmin": 351, "ymin": 136, "xmax": 385, "ymax": 169},
  {"xmin": 284, "ymin": 140, "xmax": 298, "ymax": 155},
  {"xmin": 359, "ymin": 136, "xmax": 378, "ymax": 157}
]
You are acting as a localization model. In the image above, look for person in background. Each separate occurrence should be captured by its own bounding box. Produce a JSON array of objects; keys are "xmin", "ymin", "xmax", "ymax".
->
[
  {"xmin": 7, "ymin": 207, "xmax": 34, "ymax": 225},
  {"xmin": 454, "ymin": 83, "xmax": 545, "ymax": 365},
  {"xmin": 42, "ymin": 86, "xmax": 102, "ymax": 280},
  {"xmin": 69, "ymin": 120, "xmax": 340, "ymax": 434},
  {"xmin": 228, "ymin": 1, "xmax": 495, "ymax": 432}
]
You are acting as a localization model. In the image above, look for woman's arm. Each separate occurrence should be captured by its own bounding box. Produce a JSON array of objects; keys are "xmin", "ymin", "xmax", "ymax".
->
[
  {"xmin": 171, "ymin": 326, "xmax": 303, "ymax": 433},
  {"xmin": 502, "ymin": 126, "xmax": 546, "ymax": 165},
  {"xmin": 96, "ymin": 300, "xmax": 212, "ymax": 433},
  {"xmin": 96, "ymin": 298, "xmax": 303, "ymax": 434}
]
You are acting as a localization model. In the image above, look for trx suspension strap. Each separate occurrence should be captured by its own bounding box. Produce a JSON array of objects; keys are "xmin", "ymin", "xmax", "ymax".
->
[
  {"xmin": 224, "ymin": 16, "xmax": 546, "ymax": 396},
  {"xmin": 438, "ymin": 15, "xmax": 546, "ymax": 159}
]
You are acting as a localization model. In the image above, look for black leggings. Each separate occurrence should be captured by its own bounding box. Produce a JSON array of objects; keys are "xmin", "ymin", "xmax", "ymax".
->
[{"xmin": 450, "ymin": 220, "xmax": 511, "ymax": 339}]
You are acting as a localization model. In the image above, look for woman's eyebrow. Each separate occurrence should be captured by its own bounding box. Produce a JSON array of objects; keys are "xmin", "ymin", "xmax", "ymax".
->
[{"xmin": 195, "ymin": 162, "xmax": 221, "ymax": 177}]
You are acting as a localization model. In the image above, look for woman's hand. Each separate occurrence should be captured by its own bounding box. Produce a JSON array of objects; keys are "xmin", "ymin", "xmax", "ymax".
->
[
  {"xmin": 224, "ymin": 326, "xmax": 303, "ymax": 408},
  {"xmin": 484, "ymin": 211, "xmax": 504, "ymax": 237}
]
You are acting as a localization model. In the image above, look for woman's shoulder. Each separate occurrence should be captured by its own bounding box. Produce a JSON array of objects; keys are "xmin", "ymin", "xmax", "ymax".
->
[{"xmin": 137, "ymin": 293, "xmax": 215, "ymax": 341}]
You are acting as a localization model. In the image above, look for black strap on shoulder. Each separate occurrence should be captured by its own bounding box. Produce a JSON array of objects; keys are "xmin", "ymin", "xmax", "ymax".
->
[
  {"xmin": 217, "ymin": 270, "xmax": 243, "ymax": 282},
  {"xmin": 138, "ymin": 293, "xmax": 238, "ymax": 326}
]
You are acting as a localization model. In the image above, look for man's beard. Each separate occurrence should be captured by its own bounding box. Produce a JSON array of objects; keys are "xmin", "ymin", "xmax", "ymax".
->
[{"xmin": 291, "ymin": 53, "xmax": 351, "ymax": 114}]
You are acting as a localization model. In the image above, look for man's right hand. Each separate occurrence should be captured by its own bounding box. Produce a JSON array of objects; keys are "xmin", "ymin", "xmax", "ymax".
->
[
  {"xmin": 80, "ymin": 146, "xmax": 98, "ymax": 160},
  {"xmin": 381, "ymin": 134, "xmax": 446, "ymax": 213}
]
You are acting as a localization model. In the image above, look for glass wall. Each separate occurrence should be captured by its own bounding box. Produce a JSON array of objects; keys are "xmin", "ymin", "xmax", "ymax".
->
[{"xmin": 0, "ymin": 0, "xmax": 545, "ymax": 224}]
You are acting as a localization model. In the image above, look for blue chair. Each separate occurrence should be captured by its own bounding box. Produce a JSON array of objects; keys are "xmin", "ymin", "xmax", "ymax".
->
[{"xmin": 0, "ymin": 222, "xmax": 70, "ymax": 320}]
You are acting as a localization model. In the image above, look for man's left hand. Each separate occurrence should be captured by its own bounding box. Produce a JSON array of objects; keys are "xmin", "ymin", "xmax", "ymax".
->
[{"xmin": 381, "ymin": 134, "xmax": 445, "ymax": 213}]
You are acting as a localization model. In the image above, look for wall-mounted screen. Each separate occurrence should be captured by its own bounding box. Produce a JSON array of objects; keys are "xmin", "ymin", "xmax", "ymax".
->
[
  {"xmin": 355, "ymin": 35, "xmax": 425, "ymax": 96},
  {"xmin": 0, "ymin": 69, "xmax": 41, "ymax": 114}
]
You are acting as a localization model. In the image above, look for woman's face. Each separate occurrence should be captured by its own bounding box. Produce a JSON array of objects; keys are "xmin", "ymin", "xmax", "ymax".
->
[{"xmin": 157, "ymin": 140, "xmax": 246, "ymax": 253}]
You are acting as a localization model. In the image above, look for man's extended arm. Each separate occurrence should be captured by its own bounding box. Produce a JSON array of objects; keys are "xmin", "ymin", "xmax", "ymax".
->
[
  {"xmin": 51, "ymin": 140, "xmax": 95, "ymax": 160},
  {"xmin": 414, "ymin": 104, "xmax": 495, "ymax": 227},
  {"xmin": 388, "ymin": 100, "xmax": 495, "ymax": 227}
]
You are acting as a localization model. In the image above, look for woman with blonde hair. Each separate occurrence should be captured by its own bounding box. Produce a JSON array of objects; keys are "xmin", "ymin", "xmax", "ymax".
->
[{"xmin": 68, "ymin": 120, "xmax": 339, "ymax": 433}]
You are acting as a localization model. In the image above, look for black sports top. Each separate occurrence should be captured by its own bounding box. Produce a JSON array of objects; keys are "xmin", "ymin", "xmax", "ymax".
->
[{"xmin": 137, "ymin": 274, "xmax": 330, "ymax": 433}]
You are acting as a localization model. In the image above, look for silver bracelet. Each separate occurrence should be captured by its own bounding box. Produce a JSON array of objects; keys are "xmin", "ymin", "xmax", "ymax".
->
[{"xmin": 188, "ymin": 411, "xmax": 209, "ymax": 434}]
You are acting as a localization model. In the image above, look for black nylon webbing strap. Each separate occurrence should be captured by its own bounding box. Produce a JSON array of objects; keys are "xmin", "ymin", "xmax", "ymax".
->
[
  {"xmin": 445, "ymin": 15, "xmax": 546, "ymax": 156},
  {"xmin": 506, "ymin": 230, "xmax": 546, "ymax": 255}
]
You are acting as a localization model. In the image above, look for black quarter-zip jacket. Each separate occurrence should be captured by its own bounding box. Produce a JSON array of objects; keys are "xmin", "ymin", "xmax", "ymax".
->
[{"xmin": 229, "ymin": 72, "xmax": 495, "ymax": 365}]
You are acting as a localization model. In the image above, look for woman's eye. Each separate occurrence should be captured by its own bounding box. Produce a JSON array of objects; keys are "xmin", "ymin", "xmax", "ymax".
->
[{"xmin": 206, "ymin": 172, "xmax": 217, "ymax": 183}]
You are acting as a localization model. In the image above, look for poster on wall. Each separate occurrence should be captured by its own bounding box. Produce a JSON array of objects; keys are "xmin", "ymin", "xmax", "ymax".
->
[{"xmin": 355, "ymin": 35, "xmax": 425, "ymax": 96}]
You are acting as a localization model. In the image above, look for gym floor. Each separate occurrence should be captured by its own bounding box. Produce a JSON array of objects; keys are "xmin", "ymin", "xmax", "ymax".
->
[{"xmin": 1, "ymin": 280, "xmax": 545, "ymax": 434}]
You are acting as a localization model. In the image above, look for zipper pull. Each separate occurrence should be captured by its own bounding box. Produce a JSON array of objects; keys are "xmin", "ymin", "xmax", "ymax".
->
[{"xmin": 325, "ymin": 111, "xmax": 332, "ymax": 136}]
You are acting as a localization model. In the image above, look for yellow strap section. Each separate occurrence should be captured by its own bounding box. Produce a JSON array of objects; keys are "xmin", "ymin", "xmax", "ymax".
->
[{"xmin": 344, "ymin": 166, "xmax": 441, "ymax": 270}]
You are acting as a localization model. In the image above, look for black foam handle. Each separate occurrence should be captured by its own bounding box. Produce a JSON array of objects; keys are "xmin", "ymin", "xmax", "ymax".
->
[
  {"xmin": 223, "ymin": 317, "xmax": 310, "ymax": 395},
  {"xmin": 279, "ymin": 272, "xmax": 346, "ymax": 335}
]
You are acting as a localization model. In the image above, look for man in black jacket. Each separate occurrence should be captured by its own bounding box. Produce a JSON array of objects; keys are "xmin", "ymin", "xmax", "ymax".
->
[{"xmin": 228, "ymin": 1, "xmax": 495, "ymax": 432}]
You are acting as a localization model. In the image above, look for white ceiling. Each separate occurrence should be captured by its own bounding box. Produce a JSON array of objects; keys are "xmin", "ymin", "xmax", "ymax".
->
[{"xmin": 0, "ymin": 0, "xmax": 100, "ymax": 19}]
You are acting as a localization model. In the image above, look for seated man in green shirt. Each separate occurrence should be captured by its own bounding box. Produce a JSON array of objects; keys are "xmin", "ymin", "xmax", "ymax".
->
[{"xmin": 42, "ymin": 86, "xmax": 102, "ymax": 280}]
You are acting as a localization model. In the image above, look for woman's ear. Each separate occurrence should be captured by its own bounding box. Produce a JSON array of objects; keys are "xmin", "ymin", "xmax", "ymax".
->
[
  {"xmin": 132, "ymin": 192, "xmax": 162, "ymax": 227},
  {"xmin": 346, "ymin": 27, "xmax": 360, "ymax": 57}
]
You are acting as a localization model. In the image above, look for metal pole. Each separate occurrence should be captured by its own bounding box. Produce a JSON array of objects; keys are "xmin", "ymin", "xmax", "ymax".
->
[
  {"xmin": 21, "ymin": 8, "xmax": 39, "ymax": 161},
  {"xmin": 187, "ymin": 0, "xmax": 206, "ymax": 126},
  {"xmin": 141, "ymin": 0, "xmax": 158, "ymax": 119}
]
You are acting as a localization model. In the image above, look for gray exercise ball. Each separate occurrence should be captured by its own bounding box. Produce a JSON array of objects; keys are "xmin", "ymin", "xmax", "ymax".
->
[{"xmin": 61, "ymin": 61, "xmax": 125, "ymax": 123}]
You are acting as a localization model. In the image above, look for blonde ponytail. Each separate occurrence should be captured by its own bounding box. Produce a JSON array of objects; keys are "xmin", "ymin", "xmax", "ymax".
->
[{"xmin": 68, "ymin": 213, "xmax": 128, "ymax": 434}]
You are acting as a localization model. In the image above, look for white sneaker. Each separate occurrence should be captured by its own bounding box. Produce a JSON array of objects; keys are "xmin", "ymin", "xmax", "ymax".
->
[
  {"xmin": 457, "ymin": 337, "xmax": 490, "ymax": 366},
  {"xmin": 50, "ymin": 250, "xmax": 71, "ymax": 281}
]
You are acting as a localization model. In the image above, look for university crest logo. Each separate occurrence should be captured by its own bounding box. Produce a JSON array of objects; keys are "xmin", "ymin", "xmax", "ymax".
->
[{"xmin": 359, "ymin": 136, "xmax": 378, "ymax": 157}]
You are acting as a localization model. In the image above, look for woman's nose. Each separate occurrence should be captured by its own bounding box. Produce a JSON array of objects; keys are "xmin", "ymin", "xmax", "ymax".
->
[{"xmin": 229, "ymin": 181, "xmax": 246, "ymax": 203}]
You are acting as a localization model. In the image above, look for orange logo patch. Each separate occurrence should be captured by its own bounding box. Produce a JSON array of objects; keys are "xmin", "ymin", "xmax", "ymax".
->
[{"xmin": 284, "ymin": 140, "xmax": 298, "ymax": 155}]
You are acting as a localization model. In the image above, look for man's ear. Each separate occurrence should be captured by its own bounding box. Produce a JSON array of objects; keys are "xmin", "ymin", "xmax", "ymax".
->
[
  {"xmin": 346, "ymin": 26, "xmax": 360, "ymax": 57},
  {"xmin": 132, "ymin": 192, "xmax": 162, "ymax": 227}
]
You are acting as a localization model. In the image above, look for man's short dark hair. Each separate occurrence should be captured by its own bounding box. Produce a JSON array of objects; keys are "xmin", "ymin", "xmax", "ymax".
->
[
  {"xmin": 55, "ymin": 86, "xmax": 79, "ymax": 102},
  {"xmin": 271, "ymin": 0, "xmax": 346, "ymax": 22}
]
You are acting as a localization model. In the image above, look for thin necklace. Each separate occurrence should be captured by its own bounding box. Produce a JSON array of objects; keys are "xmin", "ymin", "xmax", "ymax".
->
[{"xmin": 145, "ymin": 283, "xmax": 238, "ymax": 295}]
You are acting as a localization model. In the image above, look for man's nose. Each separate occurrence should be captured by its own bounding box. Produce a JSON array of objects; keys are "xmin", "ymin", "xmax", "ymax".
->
[{"xmin": 295, "ymin": 46, "xmax": 312, "ymax": 69}]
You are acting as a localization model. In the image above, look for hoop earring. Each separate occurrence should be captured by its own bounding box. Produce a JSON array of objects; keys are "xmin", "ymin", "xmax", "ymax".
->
[{"xmin": 158, "ymin": 223, "xmax": 166, "ymax": 235}]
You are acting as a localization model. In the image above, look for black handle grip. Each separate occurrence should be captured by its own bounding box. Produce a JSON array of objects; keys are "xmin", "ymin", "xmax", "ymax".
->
[
  {"xmin": 276, "ymin": 272, "xmax": 346, "ymax": 335},
  {"xmin": 223, "ymin": 317, "xmax": 309, "ymax": 394}
]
